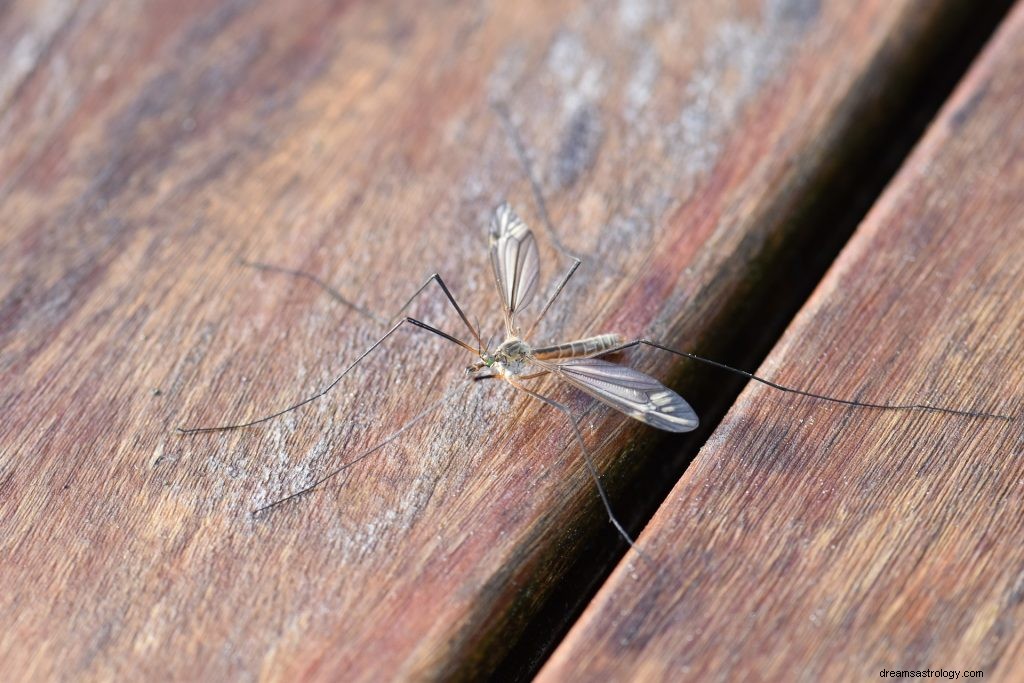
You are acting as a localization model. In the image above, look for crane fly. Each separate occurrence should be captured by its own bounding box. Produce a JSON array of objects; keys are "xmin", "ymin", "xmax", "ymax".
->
[
  {"xmin": 473, "ymin": 202, "xmax": 698, "ymax": 433},
  {"xmin": 180, "ymin": 98, "xmax": 1010, "ymax": 551},
  {"xmin": 179, "ymin": 199, "xmax": 1012, "ymax": 551}
]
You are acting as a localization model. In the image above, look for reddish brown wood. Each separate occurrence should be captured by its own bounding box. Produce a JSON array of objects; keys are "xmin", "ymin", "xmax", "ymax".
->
[
  {"xmin": 539, "ymin": 4, "xmax": 1024, "ymax": 681},
  {"xmin": 0, "ymin": 0, "xmax": 1004, "ymax": 679}
]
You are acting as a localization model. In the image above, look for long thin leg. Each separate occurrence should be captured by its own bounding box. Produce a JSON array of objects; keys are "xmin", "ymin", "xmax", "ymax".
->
[
  {"xmin": 242, "ymin": 259, "xmax": 483, "ymax": 351},
  {"xmin": 389, "ymin": 273, "xmax": 483, "ymax": 350},
  {"xmin": 239, "ymin": 259, "xmax": 389, "ymax": 325},
  {"xmin": 508, "ymin": 379, "xmax": 649, "ymax": 562},
  {"xmin": 252, "ymin": 382, "xmax": 471, "ymax": 515},
  {"xmin": 178, "ymin": 317, "xmax": 475, "ymax": 434},
  {"xmin": 516, "ymin": 370, "xmax": 551, "ymax": 381},
  {"xmin": 491, "ymin": 101, "xmax": 576, "ymax": 258},
  {"xmin": 492, "ymin": 102, "xmax": 619, "ymax": 335},
  {"xmin": 524, "ymin": 257, "xmax": 581, "ymax": 339},
  {"xmin": 603, "ymin": 338, "xmax": 1014, "ymax": 420}
]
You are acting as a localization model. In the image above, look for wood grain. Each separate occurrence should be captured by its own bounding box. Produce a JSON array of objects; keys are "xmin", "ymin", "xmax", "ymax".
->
[
  {"xmin": 539, "ymin": 4, "xmax": 1024, "ymax": 681},
  {"xmin": 0, "ymin": 0, "xmax": 1004, "ymax": 680}
]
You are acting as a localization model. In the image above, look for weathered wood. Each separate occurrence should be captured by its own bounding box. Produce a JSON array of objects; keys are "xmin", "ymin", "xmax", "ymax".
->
[
  {"xmin": 0, "ymin": 0, "xmax": 1005, "ymax": 680},
  {"xmin": 539, "ymin": 5, "xmax": 1024, "ymax": 682}
]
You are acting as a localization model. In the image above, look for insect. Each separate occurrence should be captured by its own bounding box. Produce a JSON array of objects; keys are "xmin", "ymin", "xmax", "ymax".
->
[{"xmin": 180, "ymin": 198, "xmax": 1012, "ymax": 551}]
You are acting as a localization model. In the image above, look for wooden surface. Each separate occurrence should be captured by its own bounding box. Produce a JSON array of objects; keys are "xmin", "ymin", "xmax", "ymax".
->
[
  {"xmin": 540, "ymin": 4, "xmax": 1024, "ymax": 681},
  {"xmin": 0, "ymin": 0, "xmax": 1012, "ymax": 680}
]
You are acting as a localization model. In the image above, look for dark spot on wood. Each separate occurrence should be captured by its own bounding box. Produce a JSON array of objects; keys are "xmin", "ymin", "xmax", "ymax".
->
[
  {"xmin": 950, "ymin": 79, "xmax": 990, "ymax": 129},
  {"xmin": 773, "ymin": 0, "xmax": 821, "ymax": 25},
  {"xmin": 554, "ymin": 104, "xmax": 603, "ymax": 190},
  {"xmin": 178, "ymin": 0, "xmax": 249, "ymax": 48},
  {"xmin": 0, "ymin": 469, "xmax": 14, "ymax": 501},
  {"xmin": 0, "ymin": 275, "xmax": 34, "ymax": 355},
  {"xmin": 388, "ymin": 16, "xmax": 415, "ymax": 44},
  {"xmin": 1007, "ymin": 569, "xmax": 1024, "ymax": 606}
]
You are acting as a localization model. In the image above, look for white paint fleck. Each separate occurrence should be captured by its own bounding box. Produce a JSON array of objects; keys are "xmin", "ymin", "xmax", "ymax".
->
[
  {"xmin": 546, "ymin": 30, "xmax": 606, "ymax": 117},
  {"xmin": 0, "ymin": 0, "xmax": 78, "ymax": 110},
  {"xmin": 485, "ymin": 44, "xmax": 528, "ymax": 105},
  {"xmin": 624, "ymin": 47, "xmax": 660, "ymax": 123},
  {"xmin": 617, "ymin": 0, "xmax": 653, "ymax": 33},
  {"xmin": 665, "ymin": 3, "xmax": 808, "ymax": 185}
]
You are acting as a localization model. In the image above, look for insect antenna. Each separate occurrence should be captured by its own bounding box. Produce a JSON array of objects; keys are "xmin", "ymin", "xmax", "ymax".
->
[
  {"xmin": 177, "ymin": 317, "xmax": 476, "ymax": 435},
  {"xmin": 252, "ymin": 383, "xmax": 471, "ymax": 515},
  {"xmin": 606, "ymin": 339, "xmax": 1014, "ymax": 421}
]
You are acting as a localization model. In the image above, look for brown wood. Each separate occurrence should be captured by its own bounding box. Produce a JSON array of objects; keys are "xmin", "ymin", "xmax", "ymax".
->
[
  {"xmin": 539, "ymin": 4, "xmax": 1024, "ymax": 681},
  {"xmin": 0, "ymin": 1, "xmax": 1004, "ymax": 680}
]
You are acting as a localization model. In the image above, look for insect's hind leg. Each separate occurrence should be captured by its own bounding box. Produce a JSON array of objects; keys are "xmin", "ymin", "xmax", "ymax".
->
[
  {"xmin": 603, "ymin": 338, "xmax": 1013, "ymax": 420},
  {"xmin": 508, "ymin": 379, "xmax": 650, "ymax": 562},
  {"xmin": 252, "ymin": 382, "xmax": 473, "ymax": 515}
]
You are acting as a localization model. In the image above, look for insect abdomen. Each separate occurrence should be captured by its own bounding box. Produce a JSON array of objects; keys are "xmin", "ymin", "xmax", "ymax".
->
[{"xmin": 533, "ymin": 334, "xmax": 623, "ymax": 360}]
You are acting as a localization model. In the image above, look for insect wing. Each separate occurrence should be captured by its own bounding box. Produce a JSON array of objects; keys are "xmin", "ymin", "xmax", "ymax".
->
[
  {"xmin": 553, "ymin": 358, "xmax": 699, "ymax": 433},
  {"xmin": 489, "ymin": 202, "xmax": 540, "ymax": 318}
]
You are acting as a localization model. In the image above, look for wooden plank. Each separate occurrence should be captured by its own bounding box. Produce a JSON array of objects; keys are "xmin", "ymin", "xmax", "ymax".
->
[
  {"xmin": 0, "ymin": 0, "xmax": 1002, "ymax": 679},
  {"xmin": 539, "ymin": 4, "xmax": 1024, "ymax": 681}
]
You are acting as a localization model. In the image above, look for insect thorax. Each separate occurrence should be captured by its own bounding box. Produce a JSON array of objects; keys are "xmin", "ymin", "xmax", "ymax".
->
[{"xmin": 492, "ymin": 338, "xmax": 533, "ymax": 377}]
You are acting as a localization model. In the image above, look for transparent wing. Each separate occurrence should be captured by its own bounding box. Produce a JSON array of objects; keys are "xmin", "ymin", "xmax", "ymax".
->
[
  {"xmin": 549, "ymin": 358, "xmax": 699, "ymax": 433},
  {"xmin": 489, "ymin": 202, "xmax": 540, "ymax": 321}
]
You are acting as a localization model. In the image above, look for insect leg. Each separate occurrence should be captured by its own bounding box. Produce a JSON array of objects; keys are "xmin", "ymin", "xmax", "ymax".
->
[
  {"xmin": 491, "ymin": 101, "xmax": 619, "ymax": 328},
  {"xmin": 239, "ymin": 259, "xmax": 389, "ymax": 325},
  {"xmin": 516, "ymin": 371, "xmax": 551, "ymax": 381},
  {"xmin": 252, "ymin": 382, "xmax": 472, "ymax": 515},
  {"xmin": 605, "ymin": 338, "xmax": 1014, "ymax": 420},
  {"xmin": 523, "ymin": 257, "xmax": 581, "ymax": 339},
  {"xmin": 508, "ymin": 379, "xmax": 650, "ymax": 562},
  {"xmin": 491, "ymin": 100, "xmax": 577, "ymax": 259},
  {"xmin": 389, "ymin": 273, "xmax": 484, "ymax": 350},
  {"xmin": 178, "ymin": 317, "xmax": 475, "ymax": 434},
  {"xmin": 241, "ymin": 258, "xmax": 483, "ymax": 350}
]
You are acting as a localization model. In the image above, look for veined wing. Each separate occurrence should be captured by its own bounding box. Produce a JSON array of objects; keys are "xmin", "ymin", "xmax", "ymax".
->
[
  {"xmin": 548, "ymin": 357, "xmax": 699, "ymax": 433},
  {"xmin": 489, "ymin": 202, "xmax": 540, "ymax": 324}
]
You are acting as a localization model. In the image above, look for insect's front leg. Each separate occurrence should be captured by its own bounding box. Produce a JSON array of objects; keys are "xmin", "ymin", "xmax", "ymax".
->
[
  {"xmin": 239, "ymin": 260, "xmax": 483, "ymax": 349},
  {"xmin": 238, "ymin": 259, "xmax": 388, "ymax": 324},
  {"xmin": 470, "ymin": 372, "xmax": 498, "ymax": 382}
]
